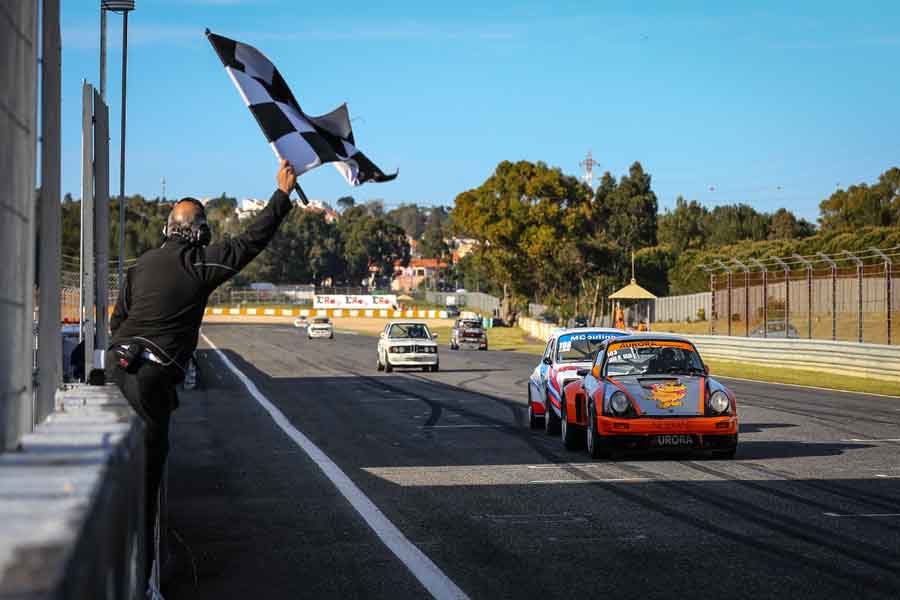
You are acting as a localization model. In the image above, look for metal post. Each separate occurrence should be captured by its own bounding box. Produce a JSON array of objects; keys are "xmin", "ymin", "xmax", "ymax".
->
[
  {"xmin": 715, "ymin": 260, "xmax": 732, "ymax": 337},
  {"xmin": 99, "ymin": 7, "xmax": 107, "ymax": 98},
  {"xmin": 751, "ymin": 259, "xmax": 768, "ymax": 338},
  {"xmin": 81, "ymin": 82, "xmax": 96, "ymax": 378},
  {"xmin": 94, "ymin": 90, "xmax": 110, "ymax": 354},
  {"xmin": 732, "ymin": 259, "xmax": 750, "ymax": 337},
  {"xmin": 773, "ymin": 257, "xmax": 790, "ymax": 337},
  {"xmin": 118, "ymin": 10, "xmax": 129, "ymax": 294},
  {"xmin": 793, "ymin": 254, "xmax": 813, "ymax": 339},
  {"xmin": 870, "ymin": 248, "xmax": 893, "ymax": 345},
  {"xmin": 842, "ymin": 251, "xmax": 863, "ymax": 343},
  {"xmin": 817, "ymin": 253, "xmax": 837, "ymax": 341},
  {"xmin": 37, "ymin": 0, "xmax": 63, "ymax": 424}
]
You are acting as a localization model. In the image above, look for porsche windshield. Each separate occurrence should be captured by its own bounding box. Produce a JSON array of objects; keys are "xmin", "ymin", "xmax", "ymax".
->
[
  {"xmin": 388, "ymin": 323, "xmax": 432, "ymax": 339},
  {"xmin": 556, "ymin": 331, "xmax": 625, "ymax": 363},
  {"xmin": 604, "ymin": 340, "xmax": 705, "ymax": 376}
]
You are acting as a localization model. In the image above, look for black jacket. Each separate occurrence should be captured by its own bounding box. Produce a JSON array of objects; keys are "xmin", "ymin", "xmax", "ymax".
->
[{"xmin": 109, "ymin": 189, "xmax": 293, "ymax": 367}]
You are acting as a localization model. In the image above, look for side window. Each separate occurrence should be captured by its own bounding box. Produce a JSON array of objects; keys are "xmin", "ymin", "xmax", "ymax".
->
[{"xmin": 543, "ymin": 339, "xmax": 553, "ymax": 360}]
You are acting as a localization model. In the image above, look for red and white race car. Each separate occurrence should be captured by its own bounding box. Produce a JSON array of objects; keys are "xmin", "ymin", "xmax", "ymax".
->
[{"xmin": 527, "ymin": 328, "xmax": 627, "ymax": 431}]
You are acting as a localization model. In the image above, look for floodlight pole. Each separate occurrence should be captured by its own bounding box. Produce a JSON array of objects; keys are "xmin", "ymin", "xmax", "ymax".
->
[
  {"xmin": 715, "ymin": 260, "xmax": 733, "ymax": 337},
  {"xmin": 793, "ymin": 254, "xmax": 813, "ymax": 339},
  {"xmin": 870, "ymin": 247, "xmax": 892, "ymax": 345},
  {"xmin": 750, "ymin": 259, "xmax": 767, "ymax": 338},
  {"xmin": 732, "ymin": 259, "xmax": 750, "ymax": 337},
  {"xmin": 817, "ymin": 253, "xmax": 837, "ymax": 341},
  {"xmin": 842, "ymin": 250, "xmax": 864, "ymax": 343},
  {"xmin": 772, "ymin": 257, "xmax": 790, "ymax": 337}
]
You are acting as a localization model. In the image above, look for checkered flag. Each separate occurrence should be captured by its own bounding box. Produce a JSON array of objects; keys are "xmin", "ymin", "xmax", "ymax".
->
[{"xmin": 206, "ymin": 30, "xmax": 397, "ymax": 190}]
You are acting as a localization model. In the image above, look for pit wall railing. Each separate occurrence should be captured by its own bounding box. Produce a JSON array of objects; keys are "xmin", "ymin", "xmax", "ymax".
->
[{"xmin": 517, "ymin": 316, "xmax": 900, "ymax": 385}]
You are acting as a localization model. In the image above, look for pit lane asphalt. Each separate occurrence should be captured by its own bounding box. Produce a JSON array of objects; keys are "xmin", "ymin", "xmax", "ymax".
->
[{"xmin": 165, "ymin": 323, "xmax": 900, "ymax": 599}]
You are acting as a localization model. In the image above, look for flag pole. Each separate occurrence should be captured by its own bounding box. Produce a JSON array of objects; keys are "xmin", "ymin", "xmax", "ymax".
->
[{"xmin": 293, "ymin": 183, "xmax": 309, "ymax": 206}]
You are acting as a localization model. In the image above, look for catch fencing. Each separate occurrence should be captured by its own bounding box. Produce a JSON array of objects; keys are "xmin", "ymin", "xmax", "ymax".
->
[{"xmin": 700, "ymin": 251, "xmax": 899, "ymax": 345}]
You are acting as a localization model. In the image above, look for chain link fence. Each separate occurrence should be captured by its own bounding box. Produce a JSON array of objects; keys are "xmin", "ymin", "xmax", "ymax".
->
[{"xmin": 698, "ymin": 248, "xmax": 899, "ymax": 344}]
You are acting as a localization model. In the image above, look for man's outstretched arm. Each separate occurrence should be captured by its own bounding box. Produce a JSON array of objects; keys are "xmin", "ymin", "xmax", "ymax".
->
[{"xmin": 200, "ymin": 160, "xmax": 297, "ymax": 287}]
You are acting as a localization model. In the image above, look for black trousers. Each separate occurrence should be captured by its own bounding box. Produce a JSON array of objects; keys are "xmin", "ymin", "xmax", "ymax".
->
[{"xmin": 105, "ymin": 353, "xmax": 179, "ymax": 582}]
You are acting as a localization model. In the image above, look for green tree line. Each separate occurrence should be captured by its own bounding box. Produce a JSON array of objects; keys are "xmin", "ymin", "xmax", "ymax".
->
[{"xmin": 450, "ymin": 163, "xmax": 900, "ymax": 320}]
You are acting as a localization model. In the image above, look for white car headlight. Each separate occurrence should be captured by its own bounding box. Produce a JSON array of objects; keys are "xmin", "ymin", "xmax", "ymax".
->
[
  {"xmin": 708, "ymin": 390, "xmax": 730, "ymax": 414},
  {"xmin": 609, "ymin": 391, "xmax": 630, "ymax": 415}
]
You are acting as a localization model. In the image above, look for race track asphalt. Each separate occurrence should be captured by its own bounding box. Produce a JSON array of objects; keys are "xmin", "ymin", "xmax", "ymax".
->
[{"xmin": 165, "ymin": 323, "xmax": 900, "ymax": 599}]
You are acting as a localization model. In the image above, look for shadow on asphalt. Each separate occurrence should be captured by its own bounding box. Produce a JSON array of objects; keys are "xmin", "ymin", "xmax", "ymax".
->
[
  {"xmin": 193, "ymin": 349, "xmax": 877, "ymax": 464},
  {"xmin": 162, "ymin": 348, "xmax": 900, "ymax": 600},
  {"xmin": 739, "ymin": 422, "xmax": 799, "ymax": 433}
]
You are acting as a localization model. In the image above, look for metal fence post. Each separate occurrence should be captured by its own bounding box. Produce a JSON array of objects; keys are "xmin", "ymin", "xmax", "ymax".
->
[
  {"xmin": 732, "ymin": 259, "xmax": 750, "ymax": 337},
  {"xmin": 842, "ymin": 251, "xmax": 863, "ymax": 343},
  {"xmin": 817, "ymin": 253, "xmax": 837, "ymax": 341},
  {"xmin": 793, "ymin": 254, "xmax": 813, "ymax": 339},
  {"xmin": 715, "ymin": 261, "xmax": 733, "ymax": 337},
  {"xmin": 870, "ymin": 248, "xmax": 892, "ymax": 345},
  {"xmin": 750, "ymin": 259, "xmax": 767, "ymax": 338},
  {"xmin": 772, "ymin": 257, "xmax": 790, "ymax": 337}
]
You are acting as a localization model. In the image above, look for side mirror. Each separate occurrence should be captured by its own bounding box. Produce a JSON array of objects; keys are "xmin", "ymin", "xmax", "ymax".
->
[
  {"xmin": 591, "ymin": 364, "xmax": 601, "ymax": 379},
  {"xmin": 576, "ymin": 368, "xmax": 589, "ymax": 377},
  {"xmin": 704, "ymin": 364, "xmax": 710, "ymax": 376},
  {"xmin": 432, "ymin": 333, "xmax": 439, "ymax": 340},
  {"xmin": 542, "ymin": 356, "xmax": 552, "ymax": 365}
]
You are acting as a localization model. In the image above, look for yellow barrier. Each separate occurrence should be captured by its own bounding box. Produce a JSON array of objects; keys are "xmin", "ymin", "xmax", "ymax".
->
[{"xmin": 204, "ymin": 307, "xmax": 450, "ymax": 319}]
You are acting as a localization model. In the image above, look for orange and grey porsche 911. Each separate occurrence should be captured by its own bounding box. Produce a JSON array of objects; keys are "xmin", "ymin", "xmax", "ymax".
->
[{"xmin": 560, "ymin": 335, "xmax": 738, "ymax": 459}]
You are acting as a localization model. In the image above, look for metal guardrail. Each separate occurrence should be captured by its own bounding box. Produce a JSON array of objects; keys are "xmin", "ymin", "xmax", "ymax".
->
[
  {"xmin": 517, "ymin": 316, "xmax": 900, "ymax": 385},
  {"xmin": 684, "ymin": 334, "xmax": 900, "ymax": 385}
]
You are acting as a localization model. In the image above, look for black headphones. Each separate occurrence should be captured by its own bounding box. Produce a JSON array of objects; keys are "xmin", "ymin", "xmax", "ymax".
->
[{"xmin": 164, "ymin": 197, "xmax": 212, "ymax": 246}]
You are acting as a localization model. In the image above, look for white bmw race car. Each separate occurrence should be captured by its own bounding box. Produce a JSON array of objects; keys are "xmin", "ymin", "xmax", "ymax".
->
[
  {"xmin": 377, "ymin": 321, "xmax": 439, "ymax": 372},
  {"xmin": 307, "ymin": 316, "xmax": 334, "ymax": 339}
]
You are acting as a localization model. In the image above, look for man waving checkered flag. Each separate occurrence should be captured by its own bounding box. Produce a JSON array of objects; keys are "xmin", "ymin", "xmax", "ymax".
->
[{"xmin": 206, "ymin": 30, "xmax": 397, "ymax": 189}]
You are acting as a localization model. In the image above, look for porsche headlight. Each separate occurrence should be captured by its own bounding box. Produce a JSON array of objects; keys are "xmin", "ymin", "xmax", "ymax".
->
[
  {"xmin": 609, "ymin": 391, "xmax": 630, "ymax": 415},
  {"xmin": 708, "ymin": 390, "xmax": 730, "ymax": 414}
]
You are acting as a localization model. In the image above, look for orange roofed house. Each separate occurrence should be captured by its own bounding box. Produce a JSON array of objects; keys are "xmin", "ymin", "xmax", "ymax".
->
[{"xmin": 391, "ymin": 258, "xmax": 449, "ymax": 292}]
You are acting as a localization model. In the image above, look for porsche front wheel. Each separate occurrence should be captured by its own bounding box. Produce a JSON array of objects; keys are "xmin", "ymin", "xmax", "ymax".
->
[{"xmin": 586, "ymin": 400, "xmax": 610, "ymax": 459}]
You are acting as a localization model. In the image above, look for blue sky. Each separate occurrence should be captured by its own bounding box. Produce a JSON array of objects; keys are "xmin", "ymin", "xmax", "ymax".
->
[{"xmin": 60, "ymin": 1, "xmax": 900, "ymax": 221}]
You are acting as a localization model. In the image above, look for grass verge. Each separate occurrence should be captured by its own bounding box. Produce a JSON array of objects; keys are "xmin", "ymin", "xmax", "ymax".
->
[{"xmin": 705, "ymin": 359, "xmax": 899, "ymax": 397}]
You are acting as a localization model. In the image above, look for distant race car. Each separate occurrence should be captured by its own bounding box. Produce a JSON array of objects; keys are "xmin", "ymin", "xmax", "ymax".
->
[
  {"xmin": 527, "ymin": 328, "xmax": 627, "ymax": 431},
  {"xmin": 450, "ymin": 317, "xmax": 488, "ymax": 351},
  {"xmin": 377, "ymin": 321, "xmax": 439, "ymax": 372},
  {"xmin": 307, "ymin": 316, "xmax": 334, "ymax": 339},
  {"xmin": 293, "ymin": 315, "xmax": 308, "ymax": 328},
  {"xmin": 559, "ymin": 335, "xmax": 738, "ymax": 459}
]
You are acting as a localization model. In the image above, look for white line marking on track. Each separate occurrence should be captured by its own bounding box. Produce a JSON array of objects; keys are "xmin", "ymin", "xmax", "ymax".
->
[
  {"xmin": 841, "ymin": 438, "xmax": 900, "ymax": 443},
  {"xmin": 716, "ymin": 375, "xmax": 900, "ymax": 399},
  {"xmin": 823, "ymin": 512, "xmax": 900, "ymax": 518},
  {"xmin": 201, "ymin": 332, "xmax": 469, "ymax": 600},
  {"xmin": 875, "ymin": 474, "xmax": 900, "ymax": 479}
]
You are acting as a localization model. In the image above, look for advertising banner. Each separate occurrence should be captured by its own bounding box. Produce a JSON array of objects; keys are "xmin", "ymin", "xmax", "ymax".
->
[{"xmin": 314, "ymin": 294, "xmax": 398, "ymax": 310}]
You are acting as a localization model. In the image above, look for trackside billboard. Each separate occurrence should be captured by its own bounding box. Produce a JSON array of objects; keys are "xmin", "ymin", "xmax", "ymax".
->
[{"xmin": 313, "ymin": 294, "xmax": 398, "ymax": 310}]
